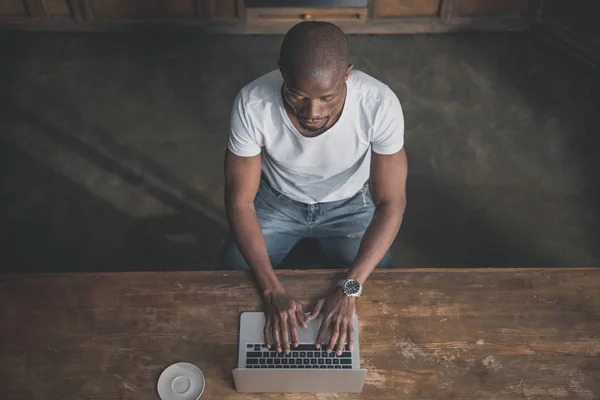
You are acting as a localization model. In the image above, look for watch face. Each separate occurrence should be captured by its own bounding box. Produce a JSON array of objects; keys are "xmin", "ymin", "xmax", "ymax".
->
[{"xmin": 345, "ymin": 280, "xmax": 361, "ymax": 295}]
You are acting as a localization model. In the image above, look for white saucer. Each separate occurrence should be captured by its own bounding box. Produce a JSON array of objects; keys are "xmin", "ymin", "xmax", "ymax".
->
[{"xmin": 157, "ymin": 362, "xmax": 205, "ymax": 400}]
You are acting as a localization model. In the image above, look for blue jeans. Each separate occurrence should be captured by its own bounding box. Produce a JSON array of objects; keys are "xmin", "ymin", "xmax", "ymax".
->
[{"xmin": 219, "ymin": 178, "xmax": 392, "ymax": 270}]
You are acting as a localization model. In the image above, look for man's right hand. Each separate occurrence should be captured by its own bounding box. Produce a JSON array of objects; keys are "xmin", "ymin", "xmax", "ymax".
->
[{"xmin": 263, "ymin": 289, "xmax": 307, "ymax": 354}]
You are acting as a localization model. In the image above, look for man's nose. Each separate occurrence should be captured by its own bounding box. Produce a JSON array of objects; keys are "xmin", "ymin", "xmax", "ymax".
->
[{"xmin": 305, "ymin": 100, "xmax": 322, "ymax": 119}]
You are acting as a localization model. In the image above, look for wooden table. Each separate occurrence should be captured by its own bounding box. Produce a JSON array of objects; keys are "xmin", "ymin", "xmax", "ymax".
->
[{"xmin": 1, "ymin": 269, "xmax": 599, "ymax": 399}]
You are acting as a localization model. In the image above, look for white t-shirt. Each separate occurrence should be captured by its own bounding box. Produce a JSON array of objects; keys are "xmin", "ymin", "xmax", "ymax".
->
[{"xmin": 228, "ymin": 69, "xmax": 404, "ymax": 204}]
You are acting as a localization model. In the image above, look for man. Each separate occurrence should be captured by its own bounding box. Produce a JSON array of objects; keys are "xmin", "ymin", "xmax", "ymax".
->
[{"xmin": 221, "ymin": 22, "xmax": 407, "ymax": 357}]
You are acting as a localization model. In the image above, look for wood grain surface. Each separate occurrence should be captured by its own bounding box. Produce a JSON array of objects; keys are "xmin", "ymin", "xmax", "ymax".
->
[
  {"xmin": 1, "ymin": 269, "xmax": 599, "ymax": 399},
  {"xmin": 375, "ymin": 0, "xmax": 440, "ymax": 17}
]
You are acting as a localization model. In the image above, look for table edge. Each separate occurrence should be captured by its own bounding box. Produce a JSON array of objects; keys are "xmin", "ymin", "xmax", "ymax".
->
[{"xmin": 1, "ymin": 267, "xmax": 599, "ymax": 280}]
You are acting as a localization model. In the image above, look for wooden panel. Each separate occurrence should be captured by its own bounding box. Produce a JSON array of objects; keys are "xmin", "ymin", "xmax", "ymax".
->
[
  {"xmin": 214, "ymin": 0, "xmax": 238, "ymax": 19},
  {"xmin": 24, "ymin": 0, "xmax": 50, "ymax": 17},
  {"xmin": 46, "ymin": 0, "xmax": 71, "ymax": 17},
  {"xmin": 0, "ymin": 0, "xmax": 27, "ymax": 17},
  {"xmin": 440, "ymin": 0, "xmax": 458, "ymax": 23},
  {"xmin": 376, "ymin": 0, "xmax": 440, "ymax": 17},
  {"xmin": 457, "ymin": 0, "xmax": 523, "ymax": 16},
  {"xmin": 0, "ymin": 269, "xmax": 599, "ymax": 399},
  {"xmin": 246, "ymin": 7, "xmax": 367, "ymax": 24},
  {"xmin": 92, "ymin": 0, "xmax": 195, "ymax": 19}
]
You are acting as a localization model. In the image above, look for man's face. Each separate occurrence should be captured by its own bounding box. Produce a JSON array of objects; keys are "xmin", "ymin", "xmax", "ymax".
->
[{"xmin": 281, "ymin": 67, "xmax": 352, "ymax": 132}]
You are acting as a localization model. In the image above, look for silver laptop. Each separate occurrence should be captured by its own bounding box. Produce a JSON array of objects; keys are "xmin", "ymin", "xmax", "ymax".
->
[{"xmin": 233, "ymin": 311, "xmax": 366, "ymax": 393}]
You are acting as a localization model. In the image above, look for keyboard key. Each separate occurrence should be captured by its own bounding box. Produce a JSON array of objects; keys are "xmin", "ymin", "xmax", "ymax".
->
[
  {"xmin": 246, "ymin": 352, "xmax": 262, "ymax": 358},
  {"xmin": 262, "ymin": 344, "xmax": 268, "ymax": 349},
  {"xmin": 333, "ymin": 359, "xmax": 339, "ymax": 365},
  {"xmin": 335, "ymin": 365, "xmax": 341, "ymax": 369},
  {"xmin": 340, "ymin": 359, "xmax": 352, "ymax": 365},
  {"xmin": 289, "ymin": 359, "xmax": 295, "ymax": 365},
  {"xmin": 328, "ymin": 352, "xmax": 335, "ymax": 358},
  {"xmin": 298, "ymin": 365, "xmax": 304, "ymax": 369},
  {"xmin": 263, "ymin": 352, "xmax": 270, "ymax": 358},
  {"xmin": 254, "ymin": 345, "xmax": 260, "ymax": 351},
  {"xmin": 267, "ymin": 359, "xmax": 273, "ymax": 365},
  {"xmin": 340, "ymin": 352, "xmax": 351, "ymax": 358},
  {"xmin": 343, "ymin": 366, "xmax": 351, "ymax": 369},
  {"xmin": 247, "ymin": 344, "xmax": 253, "ymax": 348},
  {"xmin": 292, "ymin": 352, "xmax": 298, "ymax": 357},
  {"xmin": 312, "ymin": 365, "xmax": 319, "ymax": 369},
  {"xmin": 314, "ymin": 352, "xmax": 320, "ymax": 358},
  {"xmin": 290, "ymin": 365, "xmax": 298, "ymax": 368},
  {"xmin": 326, "ymin": 359, "xmax": 332, "ymax": 365},
  {"xmin": 307, "ymin": 352, "xmax": 313, "ymax": 357},
  {"xmin": 327, "ymin": 365, "xmax": 334, "ymax": 369},
  {"xmin": 310, "ymin": 359, "xmax": 317, "ymax": 365},
  {"xmin": 322, "ymin": 352, "xmax": 328, "ymax": 358},
  {"xmin": 285, "ymin": 352, "xmax": 291, "ymax": 358},
  {"xmin": 277, "ymin": 353, "xmax": 284, "ymax": 358},
  {"xmin": 296, "ymin": 344, "xmax": 316, "ymax": 351},
  {"xmin": 283, "ymin": 365, "xmax": 289, "ymax": 368},
  {"xmin": 299, "ymin": 352, "xmax": 306, "ymax": 358},
  {"xmin": 282, "ymin": 359, "xmax": 288, "ymax": 365},
  {"xmin": 319, "ymin": 365, "xmax": 326, "ymax": 369},
  {"xmin": 247, "ymin": 359, "xmax": 258, "ymax": 365},
  {"xmin": 303, "ymin": 359, "xmax": 310, "ymax": 365},
  {"xmin": 259, "ymin": 359, "xmax": 266, "ymax": 365},
  {"xmin": 274, "ymin": 359, "xmax": 281, "ymax": 365},
  {"xmin": 268, "ymin": 365, "xmax": 274, "ymax": 368},
  {"xmin": 318, "ymin": 359, "xmax": 324, "ymax": 365}
]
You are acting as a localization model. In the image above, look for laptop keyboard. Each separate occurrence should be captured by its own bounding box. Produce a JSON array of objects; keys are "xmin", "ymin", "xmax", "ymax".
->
[{"xmin": 245, "ymin": 343, "xmax": 353, "ymax": 369}]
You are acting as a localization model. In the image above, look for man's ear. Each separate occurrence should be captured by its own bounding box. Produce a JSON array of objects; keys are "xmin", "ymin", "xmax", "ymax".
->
[{"xmin": 344, "ymin": 64, "xmax": 355, "ymax": 81}]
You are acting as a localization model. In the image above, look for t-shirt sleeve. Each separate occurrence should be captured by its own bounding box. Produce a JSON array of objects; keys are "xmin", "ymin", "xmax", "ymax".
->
[
  {"xmin": 228, "ymin": 92, "xmax": 262, "ymax": 157},
  {"xmin": 371, "ymin": 87, "xmax": 405, "ymax": 155}
]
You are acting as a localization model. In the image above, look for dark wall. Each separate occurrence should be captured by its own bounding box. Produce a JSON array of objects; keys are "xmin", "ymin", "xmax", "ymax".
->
[{"xmin": 536, "ymin": 0, "xmax": 600, "ymax": 65}]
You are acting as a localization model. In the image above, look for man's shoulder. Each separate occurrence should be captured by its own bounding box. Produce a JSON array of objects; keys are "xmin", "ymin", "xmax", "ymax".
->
[
  {"xmin": 237, "ymin": 70, "xmax": 282, "ymax": 109},
  {"xmin": 349, "ymin": 70, "xmax": 396, "ymax": 105}
]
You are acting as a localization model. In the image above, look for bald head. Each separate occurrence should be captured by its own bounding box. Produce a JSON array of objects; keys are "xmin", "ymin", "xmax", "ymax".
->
[{"xmin": 279, "ymin": 21, "xmax": 351, "ymax": 81}]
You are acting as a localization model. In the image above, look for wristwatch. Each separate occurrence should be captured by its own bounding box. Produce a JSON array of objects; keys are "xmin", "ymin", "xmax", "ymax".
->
[{"xmin": 337, "ymin": 279, "xmax": 362, "ymax": 297}]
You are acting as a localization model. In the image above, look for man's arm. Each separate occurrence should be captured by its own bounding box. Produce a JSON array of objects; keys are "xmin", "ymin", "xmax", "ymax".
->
[
  {"xmin": 310, "ymin": 148, "xmax": 407, "ymax": 354},
  {"xmin": 224, "ymin": 149, "xmax": 283, "ymax": 294},
  {"xmin": 225, "ymin": 150, "xmax": 307, "ymax": 353},
  {"xmin": 346, "ymin": 147, "xmax": 408, "ymax": 284}
]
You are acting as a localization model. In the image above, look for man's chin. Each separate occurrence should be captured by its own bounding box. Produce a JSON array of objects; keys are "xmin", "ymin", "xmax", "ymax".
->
[{"xmin": 299, "ymin": 119, "xmax": 328, "ymax": 132}]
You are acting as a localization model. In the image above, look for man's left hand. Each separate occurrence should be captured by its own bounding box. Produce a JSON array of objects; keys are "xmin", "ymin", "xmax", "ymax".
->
[{"xmin": 306, "ymin": 287, "xmax": 355, "ymax": 355}]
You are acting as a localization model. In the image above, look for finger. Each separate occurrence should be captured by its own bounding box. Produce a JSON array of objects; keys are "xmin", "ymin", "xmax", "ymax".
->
[
  {"xmin": 288, "ymin": 311, "xmax": 299, "ymax": 347},
  {"xmin": 348, "ymin": 323, "xmax": 355, "ymax": 351},
  {"xmin": 264, "ymin": 318, "xmax": 273, "ymax": 349},
  {"xmin": 327, "ymin": 319, "xmax": 340, "ymax": 353},
  {"xmin": 306, "ymin": 299, "xmax": 324, "ymax": 321},
  {"xmin": 315, "ymin": 317, "xmax": 330, "ymax": 350},
  {"xmin": 280, "ymin": 313, "xmax": 291, "ymax": 354},
  {"xmin": 273, "ymin": 315, "xmax": 281, "ymax": 353},
  {"xmin": 296, "ymin": 304, "xmax": 307, "ymax": 328},
  {"xmin": 336, "ymin": 322, "xmax": 348, "ymax": 356}
]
